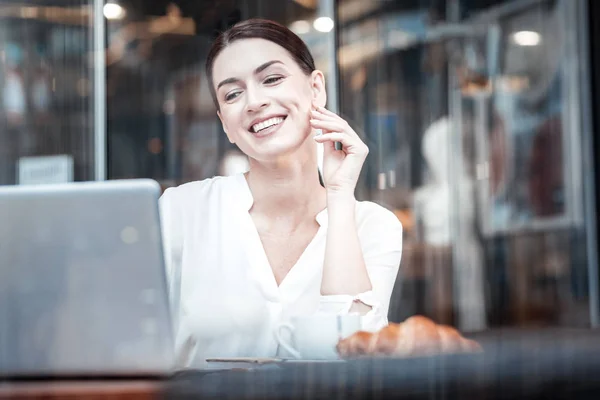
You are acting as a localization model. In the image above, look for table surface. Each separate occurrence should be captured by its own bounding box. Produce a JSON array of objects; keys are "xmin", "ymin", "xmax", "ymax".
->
[
  {"xmin": 2, "ymin": 328, "xmax": 600, "ymax": 400},
  {"xmin": 0, "ymin": 380, "xmax": 162, "ymax": 399},
  {"xmin": 166, "ymin": 328, "xmax": 600, "ymax": 399}
]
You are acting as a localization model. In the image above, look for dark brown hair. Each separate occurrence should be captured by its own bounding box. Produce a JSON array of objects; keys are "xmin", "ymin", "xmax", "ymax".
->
[{"xmin": 205, "ymin": 18, "xmax": 316, "ymax": 109}]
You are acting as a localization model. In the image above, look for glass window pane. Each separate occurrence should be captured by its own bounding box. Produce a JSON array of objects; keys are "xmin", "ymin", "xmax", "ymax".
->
[
  {"xmin": 338, "ymin": 0, "xmax": 595, "ymax": 330},
  {"xmin": 106, "ymin": 0, "xmax": 336, "ymax": 187},
  {"xmin": 2, "ymin": 0, "xmax": 595, "ymax": 339},
  {"xmin": 0, "ymin": 1, "xmax": 97, "ymax": 185}
]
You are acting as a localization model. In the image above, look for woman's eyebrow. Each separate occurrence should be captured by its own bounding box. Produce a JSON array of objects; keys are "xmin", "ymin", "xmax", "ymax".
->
[
  {"xmin": 217, "ymin": 77, "xmax": 240, "ymax": 90},
  {"xmin": 217, "ymin": 60, "xmax": 284, "ymax": 90},
  {"xmin": 254, "ymin": 60, "xmax": 284, "ymax": 74}
]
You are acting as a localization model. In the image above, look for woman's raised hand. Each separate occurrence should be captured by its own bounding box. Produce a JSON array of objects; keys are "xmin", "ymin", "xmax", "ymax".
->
[{"xmin": 310, "ymin": 103, "xmax": 369, "ymax": 197}]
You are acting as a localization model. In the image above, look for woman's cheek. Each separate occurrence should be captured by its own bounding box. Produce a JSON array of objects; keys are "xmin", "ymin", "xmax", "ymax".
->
[{"xmin": 224, "ymin": 109, "xmax": 243, "ymax": 131}]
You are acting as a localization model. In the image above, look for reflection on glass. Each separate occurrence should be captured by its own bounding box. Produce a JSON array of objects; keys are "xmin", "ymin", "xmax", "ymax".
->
[
  {"xmin": 1, "ymin": 3, "xmax": 96, "ymax": 184},
  {"xmin": 106, "ymin": 1, "xmax": 333, "ymax": 184},
  {"xmin": 0, "ymin": 0, "xmax": 595, "ymax": 336},
  {"xmin": 339, "ymin": 0, "xmax": 592, "ymax": 329}
]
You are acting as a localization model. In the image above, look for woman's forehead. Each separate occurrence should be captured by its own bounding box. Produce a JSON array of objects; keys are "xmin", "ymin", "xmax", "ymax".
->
[{"xmin": 212, "ymin": 38, "xmax": 297, "ymax": 81}]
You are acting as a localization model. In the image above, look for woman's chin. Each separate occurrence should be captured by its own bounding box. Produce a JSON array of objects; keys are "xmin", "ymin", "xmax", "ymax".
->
[{"xmin": 247, "ymin": 138, "xmax": 309, "ymax": 161}]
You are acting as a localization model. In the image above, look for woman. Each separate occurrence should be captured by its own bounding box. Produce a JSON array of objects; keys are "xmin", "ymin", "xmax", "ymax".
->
[{"xmin": 159, "ymin": 19, "xmax": 403, "ymax": 367}]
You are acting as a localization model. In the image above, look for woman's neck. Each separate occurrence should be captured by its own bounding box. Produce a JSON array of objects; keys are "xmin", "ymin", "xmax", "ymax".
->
[{"xmin": 245, "ymin": 152, "xmax": 326, "ymax": 223}]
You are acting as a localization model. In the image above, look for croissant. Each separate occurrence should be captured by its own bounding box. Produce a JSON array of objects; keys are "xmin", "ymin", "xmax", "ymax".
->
[{"xmin": 336, "ymin": 315, "xmax": 482, "ymax": 358}]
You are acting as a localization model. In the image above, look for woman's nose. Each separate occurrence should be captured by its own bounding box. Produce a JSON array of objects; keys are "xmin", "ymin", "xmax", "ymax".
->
[{"xmin": 244, "ymin": 87, "xmax": 270, "ymax": 113}]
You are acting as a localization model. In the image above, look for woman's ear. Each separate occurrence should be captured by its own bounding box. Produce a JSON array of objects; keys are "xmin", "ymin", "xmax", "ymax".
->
[
  {"xmin": 217, "ymin": 110, "xmax": 235, "ymax": 144},
  {"xmin": 310, "ymin": 70, "xmax": 327, "ymax": 108}
]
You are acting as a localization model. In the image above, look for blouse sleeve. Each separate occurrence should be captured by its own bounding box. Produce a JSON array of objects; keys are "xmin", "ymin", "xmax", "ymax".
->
[{"xmin": 316, "ymin": 206, "xmax": 403, "ymax": 332}]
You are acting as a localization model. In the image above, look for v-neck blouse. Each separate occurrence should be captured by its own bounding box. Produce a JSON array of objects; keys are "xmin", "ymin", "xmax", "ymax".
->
[{"xmin": 159, "ymin": 173, "xmax": 403, "ymax": 368}]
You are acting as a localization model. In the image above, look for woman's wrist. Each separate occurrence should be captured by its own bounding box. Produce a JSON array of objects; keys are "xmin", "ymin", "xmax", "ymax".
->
[
  {"xmin": 326, "ymin": 189, "xmax": 356, "ymax": 220},
  {"xmin": 326, "ymin": 188, "xmax": 355, "ymax": 205}
]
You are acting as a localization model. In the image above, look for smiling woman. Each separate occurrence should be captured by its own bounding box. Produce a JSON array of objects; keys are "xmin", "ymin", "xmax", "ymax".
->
[
  {"xmin": 211, "ymin": 37, "xmax": 319, "ymax": 160},
  {"xmin": 158, "ymin": 19, "xmax": 404, "ymax": 368}
]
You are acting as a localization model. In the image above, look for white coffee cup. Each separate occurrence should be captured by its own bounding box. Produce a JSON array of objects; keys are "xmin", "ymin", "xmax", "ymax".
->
[{"xmin": 274, "ymin": 315, "xmax": 361, "ymax": 360}]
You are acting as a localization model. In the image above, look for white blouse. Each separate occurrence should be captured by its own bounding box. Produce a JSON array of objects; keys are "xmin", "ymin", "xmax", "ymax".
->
[{"xmin": 159, "ymin": 173, "xmax": 403, "ymax": 368}]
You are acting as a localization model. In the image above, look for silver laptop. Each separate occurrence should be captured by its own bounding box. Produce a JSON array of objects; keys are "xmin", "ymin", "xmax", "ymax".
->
[{"xmin": 0, "ymin": 179, "xmax": 174, "ymax": 378}]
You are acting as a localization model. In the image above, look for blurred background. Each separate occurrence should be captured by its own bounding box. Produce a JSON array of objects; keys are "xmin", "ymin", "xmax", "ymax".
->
[{"xmin": 0, "ymin": 0, "xmax": 597, "ymax": 332}]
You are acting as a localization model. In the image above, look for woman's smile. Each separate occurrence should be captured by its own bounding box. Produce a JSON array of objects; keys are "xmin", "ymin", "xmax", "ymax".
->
[{"xmin": 249, "ymin": 115, "xmax": 288, "ymax": 138}]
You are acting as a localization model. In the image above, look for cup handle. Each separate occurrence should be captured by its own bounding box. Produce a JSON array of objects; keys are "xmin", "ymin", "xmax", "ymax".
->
[{"xmin": 274, "ymin": 323, "xmax": 302, "ymax": 359}]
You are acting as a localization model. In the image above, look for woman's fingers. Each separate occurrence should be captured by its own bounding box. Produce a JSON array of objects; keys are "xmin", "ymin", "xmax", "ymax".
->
[
  {"xmin": 312, "ymin": 104, "xmax": 340, "ymax": 119},
  {"xmin": 310, "ymin": 118, "xmax": 347, "ymax": 133},
  {"xmin": 314, "ymin": 132, "xmax": 368, "ymax": 157},
  {"xmin": 311, "ymin": 103, "xmax": 369, "ymax": 158},
  {"xmin": 313, "ymin": 132, "xmax": 346, "ymax": 144},
  {"xmin": 311, "ymin": 107, "xmax": 346, "ymax": 124},
  {"xmin": 310, "ymin": 110, "xmax": 362, "ymax": 142}
]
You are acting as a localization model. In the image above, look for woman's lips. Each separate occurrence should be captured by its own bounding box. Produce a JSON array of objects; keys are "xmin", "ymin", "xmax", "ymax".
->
[{"xmin": 250, "ymin": 117, "xmax": 286, "ymax": 138}]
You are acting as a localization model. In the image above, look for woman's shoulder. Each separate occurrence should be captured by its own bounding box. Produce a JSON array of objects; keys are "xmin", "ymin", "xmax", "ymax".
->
[
  {"xmin": 354, "ymin": 201, "xmax": 403, "ymax": 254},
  {"xmin": 355, "ymin": 200, "xmax": 403, "ymax": 233}
]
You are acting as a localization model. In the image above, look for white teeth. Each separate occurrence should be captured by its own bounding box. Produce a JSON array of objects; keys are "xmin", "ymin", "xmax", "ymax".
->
[{"xmin": 252, "ymin": 117, "xmax": 284, "ymax": 133}]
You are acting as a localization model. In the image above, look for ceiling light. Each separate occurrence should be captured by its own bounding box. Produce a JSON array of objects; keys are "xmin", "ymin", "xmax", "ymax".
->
[
  {"xmin": 103, "ymin": 2, "xmax": 125, "ymax": 20},
  {"xmin": 512, "ymin": 30, "xmax": 541, "ymax": 46},
  {"xmin": 289, "ymin": 20, "xmax": 311, "ymax": 35},
  {"xmin": 313, "ymin": 17, "xmax": 334, "ymax": 33}
]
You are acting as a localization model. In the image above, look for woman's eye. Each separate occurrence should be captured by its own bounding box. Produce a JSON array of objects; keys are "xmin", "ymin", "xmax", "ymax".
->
[
  {"xmin": 264, "ymin": 76, "xmax": 284, "ymax": 85},
  {"xmin": 225, "ymin": 91, "xmax": 241, "ymax": 101}
]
